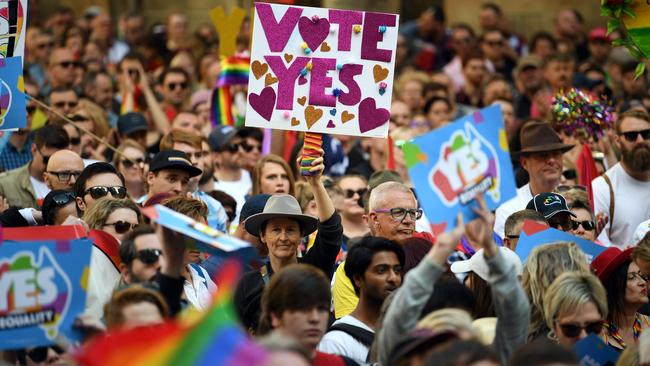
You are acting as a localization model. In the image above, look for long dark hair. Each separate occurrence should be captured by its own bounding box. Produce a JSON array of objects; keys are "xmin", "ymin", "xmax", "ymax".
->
[
  {"xmin": 467, "ymin": 272, "xmax": 495, "ymax": 318},
  {"xmin": 602, "ymin": 260, "xmax": 631, "ymax": 327}
]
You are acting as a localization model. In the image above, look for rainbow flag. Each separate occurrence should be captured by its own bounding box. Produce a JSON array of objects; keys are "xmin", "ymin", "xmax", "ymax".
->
[
  {"xmin": 75, "ymin": 261, "xmax": 267, "ymax": 366},
  {"xmin": 211, "ymin": 56, "xmax": 249, "ymax": 127}
]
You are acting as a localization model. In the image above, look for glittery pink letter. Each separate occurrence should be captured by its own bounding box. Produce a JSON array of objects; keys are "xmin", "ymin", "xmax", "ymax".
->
[
  {"xmin": 329, "ymin": 9, "xmax": 363, "ymax": 51},
  {"xmin": 265, "ymin": 55, "xmax": 310, "ymax": 110},
  {"xmin": 309, "ymin": 58, "xmax": 337, "ymax": 107},
  {"xmin": 338, "ymin": 64, "xmax": 363, "ymax": 106},
  {"xmin": 361, "ymin": 12, "xmax": 397, "ymax": 62},
  {"xmin": 255, "ymin": 3, "xmax": 303, "ymax": 52}
]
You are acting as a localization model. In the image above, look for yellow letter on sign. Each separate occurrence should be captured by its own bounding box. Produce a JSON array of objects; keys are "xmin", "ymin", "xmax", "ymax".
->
[{"xmin": 210, "ymin": 6, "xmax": 246, "ymax": 57}]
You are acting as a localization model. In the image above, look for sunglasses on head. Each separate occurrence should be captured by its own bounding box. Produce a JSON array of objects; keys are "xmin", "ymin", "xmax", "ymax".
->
[
  {"xmin": 84, "ymin": 186, "xmax": 127, "ymax": 200},
  {"xmin": 571, "ymin": 220, "xmax": 595, "ymax": 231},
  {"xmin": 344, "ymin": 188, "xmax": 368, "ymax": 199},
  {"xmin": 137, "ymin": 248, "xmax": 163, "ymax": 265},
  {"xmin": 121, "ymin": 158, "xmax": 145, "ymax": 169},
  {"xmin": 555, "ymin": 320, "xmax": 604, "ymax": 338},
  {"xmin": 104, "ymin": 220, "xmax": 138, "ymax": 234},
  {"xmin": 25, "ymin": 345, "xmax": 65, "ymax": 363},
  {"xmin": 620, "ymin": 129, "xmax": 650, "ymax": 142},
  {"xmin": 166, "ymin": 81, "xmax": 188, "ymax": 90}
]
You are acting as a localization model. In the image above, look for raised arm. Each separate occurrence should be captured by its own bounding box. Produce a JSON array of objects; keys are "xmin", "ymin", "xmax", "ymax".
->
[{"xmin": 136, "ymin": 62, "xmax": 170, "ymax": 135}]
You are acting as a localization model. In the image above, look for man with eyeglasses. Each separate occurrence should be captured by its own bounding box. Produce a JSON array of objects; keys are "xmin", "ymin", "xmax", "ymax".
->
[
  {"xmin": 525, "ymin": 192, "xmax": 576, "ymax": 233},
  {"xmin": 592, "ymin": 109, "xmax": 650, "ymax": 247},
  {"xmin": 47, "ymin": 87, "xmax": 79, "ymax": 124},
  {"xmin": 158, "ymin": 67, "xmax": 191, "ymax": 122},
  {"xmin": 0, "ymin": 124, "xmax": 69, "ymax": 209},
  {"xmin": 119, "ymin": 225, "xmax": 164, "ymax": 285},
  {"xmin": 209, "ymin": 125, "xmax": 252, "ymax": 223},
  {"xmin": 43, "ymin": 149, "xmax": 84, "ymax": 191}
]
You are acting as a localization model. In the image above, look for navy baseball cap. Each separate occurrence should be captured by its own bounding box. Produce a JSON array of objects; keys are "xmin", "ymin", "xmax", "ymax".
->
[
  {"xmin": 208, "ymin": 125, "xmax": 238, "ymax": 152},
  {"xmin": 526, "ymin": 192, "xmax": 577, "ymax": 219},
  {"xmin": 117, "ymin": 112, "xmax": 148, "ymax": 136},
  {"xmin": 239, "ymin": 194, "xmax": 271, "ymax": 224}
]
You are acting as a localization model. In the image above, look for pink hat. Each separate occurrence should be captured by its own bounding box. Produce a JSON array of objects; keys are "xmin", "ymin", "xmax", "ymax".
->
[
  {"xmin": 190, "ymin": 89, "xmax": 212, "ymax": 111},
  {"xmin": 589, "ymin": 27, "xmax": 611, "ymax": 43},
  {"xmin": 590, "ymin": 247, "xmax": 633, "ymax": 282}
]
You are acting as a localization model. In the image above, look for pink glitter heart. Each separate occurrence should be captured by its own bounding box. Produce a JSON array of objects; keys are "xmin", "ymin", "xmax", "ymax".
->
[
  {"xmin": 358, "ymin": 97, "xmax": 390, "ymax": 133},
  {"xmin": 327, "ymin": 120, "xmax": 335, "ymax": 128},
  {"xmin": 249, "ymin": 86, "xmax": 276, "ymax": 121},
  {"xmin": 298, "ymin": 16, "xmax": 330, "ymax": 51},
  {"xmin": 298, "ymin": 76, "xmax": 308, "ymax": 85}
]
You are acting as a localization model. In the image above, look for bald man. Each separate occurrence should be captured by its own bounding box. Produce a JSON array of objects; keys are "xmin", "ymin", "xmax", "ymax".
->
[{"xmin": 43, "ymin": 149, "xmax": 84, "ymax": 190}]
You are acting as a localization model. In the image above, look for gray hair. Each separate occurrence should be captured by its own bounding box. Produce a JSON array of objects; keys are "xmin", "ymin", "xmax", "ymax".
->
[{"xmin": 368, "ymin": 181, "xmax": 414, "ymax": 212}]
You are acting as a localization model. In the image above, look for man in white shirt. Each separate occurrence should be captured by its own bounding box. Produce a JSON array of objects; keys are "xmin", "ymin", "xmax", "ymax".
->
[
  {"xmin": 494, "ymin": 121, "xmax": 573, "ymax": 238},
  {"xmin": 592, "ymin": 109, "xmax": 650, "ymax": 247},
  {"xmin": 209, "ymin": 126, "xmax": 252, "ymax": 223},
  {"xmin": 318, "ymin": 237, "xmax": 404, "ymax": 364}
]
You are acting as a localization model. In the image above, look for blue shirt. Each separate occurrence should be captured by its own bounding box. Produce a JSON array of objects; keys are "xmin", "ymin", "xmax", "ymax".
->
[
  {"xmin": 193, "ymin": 190, "xmax": 228, "ymax": 233},
  {"xmin": 0, "ymin": 135, "xmax": 32, "ymax": 172}
]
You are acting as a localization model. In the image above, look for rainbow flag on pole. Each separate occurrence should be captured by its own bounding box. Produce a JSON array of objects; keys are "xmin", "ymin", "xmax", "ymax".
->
[
  {"xmin": 75, "ymin": 261, "xmax": 267, "ymax": 366},
  {"xmin": 211, "ymin": 56, "xmax": 249, "ymax": 127}
]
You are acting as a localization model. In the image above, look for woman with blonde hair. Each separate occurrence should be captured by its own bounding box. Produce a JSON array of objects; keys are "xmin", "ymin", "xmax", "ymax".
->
[
  {"xmin": 252, "ymin": 154, "xmax": 296, "ymax": 196},
  {"xmin": 112, "ymin": 139, "xmax": 147, "ymax": 199},
  {"xmin": 83, "ymin": 197, "xmax": 142, "ymax": 243},
  {"xmin": 75, "ymin": 99, "xmax": 111, "ymax": 160},
  {"xmin": 416, "ymin": 308, "xmax": 480, "ymax": 341},
  {"xmin": 522, "ymin": 242, "xmax": 590, "ymax": 341},
  {"xmin": 543, "ymin": 271, "xmax": 608, "ymax": 347}
]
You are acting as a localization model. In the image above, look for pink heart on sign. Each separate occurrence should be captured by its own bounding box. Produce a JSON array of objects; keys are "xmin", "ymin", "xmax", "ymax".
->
[
  {"xmin": 298, "ymin": 76, "xmax": 308, "ymax": 85},
  {"xmin": 298, "ymin": 16, "xmax": 330, "ymax": 51},
  {"xmin": 326, "ymin": 120, "xmax": 335, "ymax": 128},
  {"xmin": 249, "ymin": 86, "xmax": 276, "ymax": 121},
  {"xmin": 358, "ymin": 97, "xmax": 390, "ymax": 134}
]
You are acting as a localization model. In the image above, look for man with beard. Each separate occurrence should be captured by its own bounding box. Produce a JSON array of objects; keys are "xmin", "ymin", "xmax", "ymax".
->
[
  {"xmin": 318, "ymin": 237, "xmax": 404, "ymax": 364},
  {"xmin": 592, "ymin": 109, "xmax": 650, "ymax": 247}
]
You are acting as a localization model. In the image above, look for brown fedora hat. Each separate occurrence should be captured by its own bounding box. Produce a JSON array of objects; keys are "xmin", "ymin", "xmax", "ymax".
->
[{"xmin": 516, "ymin": 121, "xmax": 574, "ymax": 156}]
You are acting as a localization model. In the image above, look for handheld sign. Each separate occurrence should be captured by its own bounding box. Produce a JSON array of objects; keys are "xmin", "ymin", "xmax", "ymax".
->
[
  {"xmin": 245, "ymin": 2, "xmax": 399, "ymax": 137},
  {"xmin": 515, "ymin": 225, "xmax": 607, "ymax": 263},
  {"xmin": 0, "ymin": 238, "xmax": 92, "ymax": 350},
  {"xmin": 403, "ymin": 105, "xmax": 517, "ymax": 234},
  {"xmin": 0, "ymin": 0, "xmax": 28, "ymax": 61},
  {"xmin": 0, "ymin": 56, "xmax": 26, "ymax": 130},
  {"xmin": 573, "ymin": 334, "xmax": 619, "ymax": 366}
]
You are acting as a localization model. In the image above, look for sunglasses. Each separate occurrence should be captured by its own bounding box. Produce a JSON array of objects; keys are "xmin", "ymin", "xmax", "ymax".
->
[
  {"xmin": 548, "ymin": 216, "xmax": 573, "ymax": 232},
  {"xmin": 240, "ymin": 142, "xmax": 261, "ymax": 153},
  {"xmin": 373, "ymin": 207, "xmax": 423, "ymax": 221},
  {"xmin": 52, "ymin": 191, "xmax": 76, "ymax": 206},
  {"xmin": 571, "ymin": 220, "xmax": 595, "ymax": 231},
  {"xmin": 26, "ymin": 345, "xmax": 65, "ymax": 363},
  {"xmin": 104, "ymin": 220, "xmax": 138, "ymax": 234},
  {"xmin": 84, "ymin": 186, "xmax": 128, "ymax": 200},
  {"xmin": 221, "ymin": 143, "xmax": 241, "ymax": 153},
  {"xmin": 69, "ymin": 136, "xmax": 81, "ymax": 146},
  {"xmin": 486, "ymin": 40, "xmax": 504, "ymax": 47},
  {"xmin": 27, "ymin": 105, "xmax": 37, "ymax": 114},
  {"xmin": 36, "ymin": 41, "xmax": 54, "ymax": 50},
  {"xmin": 58, "ymin": 61, "xmax": 81, "ymax": 69},
  {"xmin": 166, "ymin": 81, "xmax": 188, "ymax": 90},
  {"xmin": 137, "ymin": 248, "xmax": 163, "ymax": 265},
  {"xmin": 561, "ymin": 169, "xmax": 577, "ymax": 181},
  {"xmin": 555, "ymin": 320, "xmax": 604, "ymax": 338},
  {"xmin": 121, "ymin": 158, "xmax": 145, "ymax": 169},
  {"xmin": 556, "ymin": 184, "xmax": 587, "ymax": 193},
  {"xmin": 344, "ymin": 188, "xmax": 368, "ymax": 199},
  {"xmin": 53, "ymin": 101, "xmax": 78, "ymax": 109},
  {"xmin": 47, "ymin": 170, "xmax": 82, "ymax": 183},
  {"xmin": 36, "ymin": 146, "xmax": 51, "ymax": 166},
  {"xmin": 620, "ymin": 129, "xmax": 650, "ymax": 142}
]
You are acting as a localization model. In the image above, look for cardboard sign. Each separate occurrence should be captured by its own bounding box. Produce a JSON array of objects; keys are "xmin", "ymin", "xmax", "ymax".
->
[
  {"xmin": 573, "ymin": 334, "xmax": 619, "ymax": 366},
  {"xmin": 0, "ymin": 0, "xmax": 28, "ymax": 61},
  {"xmin": 403, "ymin": 105, "xmax": 517, "ymax": 234},
  {"xmin": 0, "ymin": 238, "xmax": 92, "ymax": 349},
  {"xmin": 0, "ymin": 56, "xmax": 26, "ymax": 130},
  {"xmin": 245, "ymin": 2, "xmax": 399, "ymax": 137},
  {"xmin": 515, "ymin": 225, "xmax": 607, "ymax": 263}
]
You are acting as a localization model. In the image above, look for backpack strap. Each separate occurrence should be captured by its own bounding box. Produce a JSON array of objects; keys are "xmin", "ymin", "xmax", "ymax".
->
[
  {"xmin": 327, "ymin": 323, "xmax": 375, "ymax": 348},
  {"xmin": 602, "ymin": 173, "xmax": 615, "ymax": 237}
]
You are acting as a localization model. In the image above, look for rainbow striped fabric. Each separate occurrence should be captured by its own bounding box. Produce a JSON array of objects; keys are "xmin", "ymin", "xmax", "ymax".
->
[
  {"xmin": 76, "ymin": 261, "xmax": 267, "ymax": 366},
  {"xmin": 211, "ymin": 56, "xmax": 249, "ymax": 127}
]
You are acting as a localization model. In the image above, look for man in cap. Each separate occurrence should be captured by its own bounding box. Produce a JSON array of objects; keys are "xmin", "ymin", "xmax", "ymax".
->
[
  {"xmin": 586, "ymin": 27, "xmax": 612, "ymax": 69},
  {"xmin": 117, "ymin": 112, "xmax": 148, "ymax": 148},
  {"xmin": 494, "ymin": 120, "xmax": 573, "ymax": 238},
  {"xmin": 143, "ymin": 150, "xmax": 202, "ymax": 201},
  {"xmin": 513, "ymin": 55, "xmax": 543, "ymax": 120},
  {"xmin": 43, "ymin": 150, "xmax": 84, "ymax": 191},
  {"xmin": 525, "ymin": 192, "xmax": 576, "ymax": 233},
  {"xmin": 210, "ymin": 125, "xmax": 252, "ymax": 222}
]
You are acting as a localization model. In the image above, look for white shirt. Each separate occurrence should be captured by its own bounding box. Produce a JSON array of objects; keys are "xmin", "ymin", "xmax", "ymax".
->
[
  {"xmin": 493, "ymin": 183, "xmax": 534, "ymax": 239},
  {"xmin": 85, "ymin": 247, "xmax": 121, "ymax": 320},
  {"xmin": 592, "ymin": 163, "xmax": 650, "ymax": 247},
  {"xmin": 184, "ymin": 263, "xmax": 217, "ymax": 310},
  {"xmin": 318, "ymin": 315, "xmax": 373, "ymax": 364},
  {"xmin": 29, "ymin": 176, "xmax": 50, "ymax": 200},
  {"xmin": 213, "ymin": 169, "xmax": 252, "ymax": 223}
]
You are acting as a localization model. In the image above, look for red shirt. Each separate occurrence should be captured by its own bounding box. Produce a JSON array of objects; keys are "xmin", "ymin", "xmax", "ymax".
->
[{"xmin": 313, "ymin": 351, "xmax": 347, "ymax": 366}]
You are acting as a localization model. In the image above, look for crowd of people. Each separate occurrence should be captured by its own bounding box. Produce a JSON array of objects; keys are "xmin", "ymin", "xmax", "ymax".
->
[{"xmin": 1, "ymin": 2, "xmax": 650, "ymax": 366}]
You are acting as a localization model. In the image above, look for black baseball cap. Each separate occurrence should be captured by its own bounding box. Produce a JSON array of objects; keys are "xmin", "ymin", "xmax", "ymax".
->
[
  {"xmin": 208, "ymin": 125, "xmax": 238, "ymax": 151},
  {"xmin": 117, "ymin": 112, "xmax": 148, "ymax": 136},
  {"xmin": 149, "ymin": 150, "xmax": 202, "ymax": 177},
  {"xmin": 526, "ymin": 192, "xmax": 577, "ymax": 219},
  {"xmin": 239, "ymin": 194, "xmax": 271, "ymax": 224}
]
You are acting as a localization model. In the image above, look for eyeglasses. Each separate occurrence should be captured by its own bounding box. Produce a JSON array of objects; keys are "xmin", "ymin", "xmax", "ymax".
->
[
  {"xmin": 555, "ymin": 320, "xmax": 605, "ymax": 338},
  {"xmin": 136, "ymin": 248, "xmax": 163, "ymax": 265},
  {"xmin": 548, "ymin": 216, "xmax": 573, "ymax": 232},
  {"xmin": 84, "ymin": 186, "xmax": 128, "ymax": 200},
  {"xmin": 627, "ymin": 271, "xmax": 649, "ymax": 282},
  {"xmin": 53, "ymin": 100, "xmax": 78, "ymax": 109},
  {"xmin": 344, "ymin": 188, "xmax": 368, "ymax": 199},
  {"xmin": 485, "ymin": 40, "xmax": 504, "ymax": 47},
  {"xmin": 52, "ymin": 191, "xmax": 76, "ymax": 206},
  {"xmin": 373, "ymin": 207, "xmax": 423, "ymax": 221},
  {"xmin": 166, "ymin": 81, "xmax": 188, "ymax": 90},
  {"xmin": 240, "ymin": 142, "xmax": 261, "ymax": 153},
  {"xmin": 121, "ymin": 158, "xmax": 145, "ymax": 169},
  {"xmin": 620, "ymin": 129, "xmax": 650, "ymax": 142},
  {"xmin": 571, "ymin": 220, "xmax": 595, "ymax": 231},
  {"xmin": 57, "ymin": 61, "xmax": 81, "ymax": 69},
  {"xmin": 104, "ymin": 220, "xmax": 138, "ymax": 234},
  {"xmin": 47, "ymin": 170, "xmax": 82, "ymax": 183},
  {"xmin": 26, "ymin": 345, "xmax": 65, "ymax": 363}
]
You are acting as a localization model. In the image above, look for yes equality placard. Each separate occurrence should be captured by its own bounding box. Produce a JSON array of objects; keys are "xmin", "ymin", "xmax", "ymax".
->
[
  {"xmin": 0, "ymin": 238, "xmax": 92, "ymax": 349},
  {"xmin": 403, "ymin": 105, "xmax": 517, "ymax": 234},
  {"xmin": 0, "ymin": 56, "xmax": 27, "ymax": 130},
  {"xmin": 245, "ymin": 2, "xmax": 399, "ymax": 137}
]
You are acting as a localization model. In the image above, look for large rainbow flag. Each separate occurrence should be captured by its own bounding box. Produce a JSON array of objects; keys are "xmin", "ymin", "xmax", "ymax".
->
[
  {"xmin": 75, "ymin": 261, "xmax": 267, "ymax": 366},
  {"xmin": 211, "ymin": 56, "xmax": 249, "ymax": 127}
]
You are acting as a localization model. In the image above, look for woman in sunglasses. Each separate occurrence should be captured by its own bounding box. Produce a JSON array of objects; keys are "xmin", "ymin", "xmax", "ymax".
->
[
  {"xmin": 543, "ymin": 271, "xmax": 608, "ymax": 346},
  {"xmin": 41, "ymin": 190, "xmax": 77, "ymax": 225},
  {"xmin": 569, "ymin": 199, "xmax": 597, "ymax": 242},
  {"xmin": 591, "ymin": 247, "xmax": 650, "ymax": 350},
  {"xmin": 83, "ymin": 197, "xmax": 142, "ymax": 243},
  {"xmin": 112, "ymin": 140, "xmax": 147, "ymax": 200}
]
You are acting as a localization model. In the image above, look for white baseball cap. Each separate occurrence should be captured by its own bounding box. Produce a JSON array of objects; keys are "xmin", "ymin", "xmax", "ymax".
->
[{"xmin": 450, "ymin": 247, "xmax": 523, "ymax": 281}]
